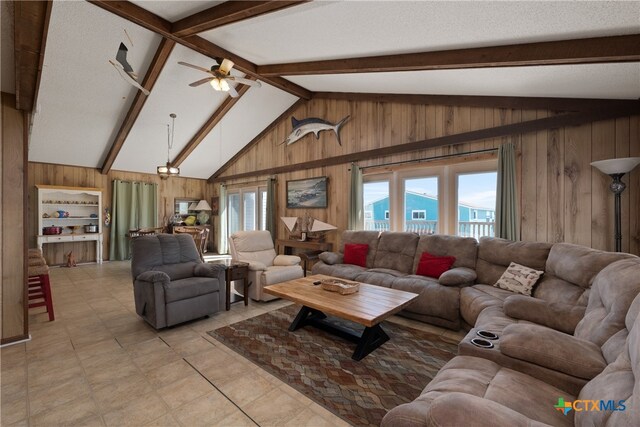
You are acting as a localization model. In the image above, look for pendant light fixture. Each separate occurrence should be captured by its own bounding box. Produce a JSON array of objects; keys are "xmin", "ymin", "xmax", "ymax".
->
[{"xmin": 157, "ymin": 113, "xmax": 179, "ymax": 179}]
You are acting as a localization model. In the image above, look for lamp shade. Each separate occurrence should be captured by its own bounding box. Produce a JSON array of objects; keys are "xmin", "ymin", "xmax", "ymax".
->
[
  {"xmin": 591, "ymin": 157, "xmax": 640, "ymax": 175},
  {"xmin": 194, "ymin": 200, "xmax": 212, "ymax": 211}
]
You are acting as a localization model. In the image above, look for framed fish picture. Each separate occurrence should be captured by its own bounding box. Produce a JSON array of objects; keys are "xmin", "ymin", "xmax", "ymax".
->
[{"xmin": 286, "ymin": 177, "xmax": 328, "ymax": 209}]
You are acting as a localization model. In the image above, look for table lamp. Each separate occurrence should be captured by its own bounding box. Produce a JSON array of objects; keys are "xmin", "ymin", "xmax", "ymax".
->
[{"xmin": 194, "ymin": 200, "xmax": 212, "ymax": 225}]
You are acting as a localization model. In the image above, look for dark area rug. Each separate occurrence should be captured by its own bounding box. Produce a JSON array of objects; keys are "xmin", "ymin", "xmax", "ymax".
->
[{"xmin": 208, "ymin": 305, "xmax": 458, "ymax": 426}]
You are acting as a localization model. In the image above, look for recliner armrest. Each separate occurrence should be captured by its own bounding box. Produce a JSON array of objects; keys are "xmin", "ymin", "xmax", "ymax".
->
[
  {"xmin": 504, "ymin": 295, "xmax": 585, "ymax": 334},
  {"xmin": 136, "ymin": 270, "xmax": 170, "ymax": 284},
  {"xmin": 438, "ymin": 267, "xmax": 477, "ymax": 286},
  {"xmin": 501, "ymin": 324, "xmax": 606, "ymax": 380},
  {"xmin": 318, "ymin": 251, "xmax": 343, "ymax": 265},
  {"xmin": 273, "ymin": 255, "xmax": 301, "ymax": 266},
  {"xmin": 194, "ymin": 263, "xmax": 226, "ymax": 278},
  {"xmin": 246, "ymin": 261, "xmax": 267, "ymax": 271}
]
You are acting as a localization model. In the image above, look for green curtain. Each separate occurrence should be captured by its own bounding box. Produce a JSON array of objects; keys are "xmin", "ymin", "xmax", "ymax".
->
[
  {"xmin": 109, "ymin": 180, "xmax": 158, "ymax": 260},
  {"xmin": 348, "ymin": 163, "xmax": 363, "ymax": 230},
  {"xmin": 495, "ymin": 143, "xmax": 519, "ymax": 241},
  {"xmin": 266, "ymin": 177, "xmax": 276, "ymax": 241},
  {"xmin": 217, "ymin": 184, "xmax": 228, "ymax": 254}
]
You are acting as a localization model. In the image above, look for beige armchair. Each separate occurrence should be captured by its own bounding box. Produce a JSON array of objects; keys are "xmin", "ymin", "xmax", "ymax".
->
[{"xmin": 229, "ymin": 230, "xmax": 304, "ymax": 301}]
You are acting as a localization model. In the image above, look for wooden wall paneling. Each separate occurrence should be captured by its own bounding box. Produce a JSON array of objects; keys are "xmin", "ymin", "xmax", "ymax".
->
[
  {"xmin": 615, "ymin": 118, "xmax": 631, "ymax": 253},
  {"xmin": 591, "ymin": 120, "xmax": 616, "ymax": 251},
  {"xmin": 629, "ymin": 116, "xmax": 640, "ymax": 255},
  {"xmin": 535, "ymin": 110, "xmax": 549, "ymax": 243},
  {"xmin": 520, "ymin": 109, "xmax": 538, "ymax": 241},
  {"xmin": 563, "ymin": 123, "xmax": 592, "ymax": 247},
  {"xmin": 1, "ymin": 93, "xmax": 27, "ymax": 342},
  {"xmin": 547, "ymin": 125, "xmax": 565, "ymax": 243}
]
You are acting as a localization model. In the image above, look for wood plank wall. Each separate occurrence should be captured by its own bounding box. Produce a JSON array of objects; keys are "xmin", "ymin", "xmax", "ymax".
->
[
  {"xmin": 218, "ymin": 99, "xmax": 640, "ymax": 255},
  {"xmin": 27, "ymin": 163, "xmax": 215, "ymax": 265},
  {"xmin": 2, "ymin": 92, "xmax": 28, "ymax": 343}
]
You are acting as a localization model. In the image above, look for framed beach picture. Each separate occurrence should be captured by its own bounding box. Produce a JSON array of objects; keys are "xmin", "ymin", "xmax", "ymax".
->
[{"xmin": 286, "ymin": 176, "xmax": 328, "ymax": 208}]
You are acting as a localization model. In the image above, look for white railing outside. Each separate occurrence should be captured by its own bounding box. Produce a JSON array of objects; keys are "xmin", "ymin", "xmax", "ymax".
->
[{"xmin": 364, "ymin": 220, "xmax": 495, "ymax": 239}]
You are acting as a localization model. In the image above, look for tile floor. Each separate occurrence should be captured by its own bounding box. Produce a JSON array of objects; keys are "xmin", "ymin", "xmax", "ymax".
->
[{"xmin": 1, "ymin": 261, "xmax": 465, "ymax": 426}]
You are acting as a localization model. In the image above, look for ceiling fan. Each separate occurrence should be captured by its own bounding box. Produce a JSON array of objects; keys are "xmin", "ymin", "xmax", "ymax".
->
[{"xmin": 178, "ymin": 58, "xmax": 261, "ymax": 97}]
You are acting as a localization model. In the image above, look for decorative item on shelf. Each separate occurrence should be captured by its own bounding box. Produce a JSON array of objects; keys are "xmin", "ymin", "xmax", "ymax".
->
[
  {"xmin": 280, "ymin": 214, "xmax": 337, "ymax": 242},
  {"xmin": 42, "ymin": 213, "xmax": 50, "ymax": 218},
  {"xmin": 282, "ymin": 116, "xmax": 350, "ymax": 146},
  {"xmin": 194, "ymin": 199, "xmax": 212, "ymax": 225},
  {"xmin": 591, "ymin": 157, "xmax": 640, "ymax": 252},
  {"xmin": 90, "ymin": 213, "xmax": 98, "ymax": 218},
  {"xmin": 67, "ymin": 225, "xmax": 81, "ymax": 234},
  {"xmin": 184, "ymin": 215, "xmax": 197, "ymax": 226},
  {"xmin": 157, "ymin": 113, "xmax": 180, "ymax": 179}
]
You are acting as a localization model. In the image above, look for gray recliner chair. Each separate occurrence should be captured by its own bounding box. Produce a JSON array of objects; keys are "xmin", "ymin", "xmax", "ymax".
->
[{"xmin": 131, "ymin": 234, "xmax": 226, "ymax": 329}]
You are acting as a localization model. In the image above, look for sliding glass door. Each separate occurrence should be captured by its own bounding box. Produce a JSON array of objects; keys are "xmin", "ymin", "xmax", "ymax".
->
[{"xmin": 227, "ymin": 186, "xmax": 267, "ymax": 236}]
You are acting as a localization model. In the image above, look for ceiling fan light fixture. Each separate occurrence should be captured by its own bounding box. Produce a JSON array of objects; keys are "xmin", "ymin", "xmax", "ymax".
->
[
  {"xmin": 220, "ymin": 79, "xmax": 230, "ymax": 92},
  {"xmin": 210, "ymin": 78, "xmax": 221, "ymax": 91}
]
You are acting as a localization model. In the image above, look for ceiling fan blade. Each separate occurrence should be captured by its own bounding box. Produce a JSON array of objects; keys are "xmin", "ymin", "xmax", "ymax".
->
[
  {"xmin": 219, "ymin": 58, "xmax": 234, "ymax": 75},
  {"xmin": 228, "ymin": 85, "xmax": 239, "ymax": 98},
  {"xmin": 226, "ymin": 76, "xmax": 261, "ymax": 87},
  {"xmin": 178, "ymin": 61, "xmax": 212, "ymax": 74},
  {"xmin": 189, "ymin": 77, "xmax": 214, "ymax": 87}
]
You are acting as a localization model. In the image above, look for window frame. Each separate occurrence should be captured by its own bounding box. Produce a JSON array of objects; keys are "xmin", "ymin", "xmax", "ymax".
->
[
  {"xmin": 226, "ymin": 185, "xmax": 268, "ymax": 235},
  {"xmin": 411, "ymin": 210, "xmax": 426, "ymax": 220}
]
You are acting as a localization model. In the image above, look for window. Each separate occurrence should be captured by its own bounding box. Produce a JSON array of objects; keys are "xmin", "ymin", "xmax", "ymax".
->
[
  {"xmin": 227, "ymin": 186, "xmax": 267, "ymax": 235},
  {"xmin": 411, "ymin": 210, "xmax": 426, "ymax": 220},
  {"xmin": 361, "ymin": 160, "xmax": 496, "ymax": 239}
]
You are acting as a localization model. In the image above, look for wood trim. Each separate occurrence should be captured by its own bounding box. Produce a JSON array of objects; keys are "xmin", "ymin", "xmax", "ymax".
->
[
  {"xmin": 211, "ymin": 102, "xmax": 640, "ymax": 182},
  {"xmin": 87, "ymin": 1, "xmax": 312, "ymax": 99},
  {"xmin": 35, "ymin": 184, "xmax": 103, "ymax": 192},
  {"xmin": 100, "ymin": 38, "xmax": 176, "ymax": 174},
  {"xmin": 23, "ymin": 112, "xmax": 29, "ymax": 338},
  {"xmin": 172, "ymin": 1, "xmax": 309, "ymax": 37},
  {"xmin": 1, "ymin": 334, "xmax": 31, "ymax": 346},
  {"xmin": 208, "ymin": 98, "xmax": 307, "ymax": 182},
  {"xmin": 14, "ymin": 1, "xmax": 52, "ymax": 112},
  {"xmin": 313, "ymin": 92, "xmax": 639, "ymax": 112},
  {"xmin": 258, "ymin": 34, "xmax": 640, "ymax": 76},
  {"xmin": 171, "ymin": 82, "xmax": 253, "ymax": 167}
]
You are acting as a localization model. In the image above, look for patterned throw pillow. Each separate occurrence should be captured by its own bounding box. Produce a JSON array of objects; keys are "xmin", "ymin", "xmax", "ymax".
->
[{"xmin": 494, "ymin": 262, "xmax": 544, "ymax": 296}]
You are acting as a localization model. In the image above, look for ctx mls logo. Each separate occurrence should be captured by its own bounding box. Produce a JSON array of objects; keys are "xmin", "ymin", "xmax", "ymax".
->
[{"xmin": 554, "ymin": 397, "xmax": 626, "ymax": 415}]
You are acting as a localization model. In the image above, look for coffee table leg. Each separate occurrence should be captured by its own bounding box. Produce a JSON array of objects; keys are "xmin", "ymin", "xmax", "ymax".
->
[
  {"xmin": 289, "ymin": 306, "xmax": 327, "ymax": 332},
  {"xmin": 352, "ymin": 324, "xmax": 390, "ymax": 361}
]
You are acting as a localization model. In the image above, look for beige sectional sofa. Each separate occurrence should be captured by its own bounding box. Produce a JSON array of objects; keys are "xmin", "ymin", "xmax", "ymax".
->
[{"xmin": 315, "ymin": 231, "xmax": 640, "ymax": 426}]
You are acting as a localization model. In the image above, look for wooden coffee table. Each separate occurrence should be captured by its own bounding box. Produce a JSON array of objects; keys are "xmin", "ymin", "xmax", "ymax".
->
[{"xmin": 264, "ymin": 274, "xmax": 419, "ymax": 361}]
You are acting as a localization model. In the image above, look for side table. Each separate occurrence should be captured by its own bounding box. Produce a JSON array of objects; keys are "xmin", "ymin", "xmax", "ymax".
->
[{"xmin": 208, "ymin": 259, "xmax": 251, "ymax": 310}]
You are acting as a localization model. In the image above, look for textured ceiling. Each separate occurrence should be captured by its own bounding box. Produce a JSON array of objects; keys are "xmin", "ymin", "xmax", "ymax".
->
[
  {"xmin": 201, "ymin": 1, "xmax": 640, "ymax": 64},
  {"xmin": 20, "ymin": 0, "xmax": 640, "ymax": 179}
]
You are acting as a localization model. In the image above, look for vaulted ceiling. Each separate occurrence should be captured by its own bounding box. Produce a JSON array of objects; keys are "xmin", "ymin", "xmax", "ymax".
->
[{"xmin": 3, "ymin": 1, "xmax": 639, "ymax": 179}]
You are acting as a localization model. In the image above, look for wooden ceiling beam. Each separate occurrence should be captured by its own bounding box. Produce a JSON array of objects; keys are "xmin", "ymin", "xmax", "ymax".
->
[
  {"xmin": 172, "ymin": 1, "xmax": 309, "ymax": 38},
  {"xmin": 100, "ymin": 38, "xmax": 176, "ymax": 174},
  {"xmin": 211, "ymin": 101, "xmax": 640, "ymax": 183},
  {"xmin": 313, "ymin": 92, "xmax": 639, "ymax": 112},
  {"xmin": 258, "ymin": 34, "xmax": 640, "ymax": 76},
  {"xmin": 14, "ymin": 1, "xmax": 52, "ymax": 112},
  {"xmin": 87, "ymin": 1, "xmax": 311, "ymax": 99},
  {"xmin": 171, "ymin": 81, "xmax": 254, "ymax": 168},
  {"xmin": 208, "ymin": 98, "xmax": 307, "ymax": 182}
]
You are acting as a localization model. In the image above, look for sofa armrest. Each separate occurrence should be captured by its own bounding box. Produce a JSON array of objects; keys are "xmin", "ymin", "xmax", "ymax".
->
[
  {"xmin": 318, "ymin": 251, "xmax": 343, "ymax": 265},
  {"xmin": 504, "ymin": 295, "xmax": 586, "ymax": 334},
  {"xmin": 247, "ymin": 261, "xmax": 267, "ymax": 271},
  {"xmin": 438, "ymin": 267, "xmax": 477, "ymax": 286},
  {"xmin": 501, "ymin": 324, "xmax": 606, "ymax": 380},
  {"xmin": 273, "ymin": 255, "xmax": 301, "ymax": 266},
  {"xmin": 427, "ymin": 393, "xmax": 553, "ymax": 427},
  {"xmin": 194, "ymin": 263, "xmax": 226, "ymax": 278},
  {"xmin": 136, "ymin": 270, "xmax": 170, "ymax": 284}
]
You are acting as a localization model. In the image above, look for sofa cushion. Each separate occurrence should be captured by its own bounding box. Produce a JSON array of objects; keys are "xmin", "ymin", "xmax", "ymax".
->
[
  {"xmin": 340, "ymin": 230, "xmax": 380, "ymax": 268},
  {"xmin": 475, "ymin": 237, "xmax": 551, "ymax": 285},
  {"xmin": 391, "ymin": 276, "xmax": 460, "ymax": 322},
  {"xmin": 164, "ymin": 277, "xmax": 219, "ymax": 303},
  {"xmin": 416, "ymin": 252, "xmax": 455, "ymax": 279},
  {"xmin": 343, "ymin": 243, "xmax": 368, "ymax": 267},
  {"xmin": 261, "ymin": 265, "xmax": 304, "ymax": 286},
  {"xmin": 503, "ymin": 295, "xmax": 586, "ymax": 334},
  {"xmin": 354, "ymin": 270, "xmax": 399, "ymax": 288},
  {"xmin": 545, "ymin": 242, "xmax": 635, "ymax": 289},
  {"xmin": 312, "ymin": 262, "xmax": 366, "ymax": 280},
  {"xmin": 574, "ymin": 258, "xmax": 640, "ymax": 347},
  {"xmin": 531, "ymin": 274, "xmax": 590, "ymax": 306},
  {"xmin": 230, "ymin": 230, "xmax": 277, "ymax": 267},
  {"xmin": 413, "ymin": 234, "xmax": 478, "ymax": 272},
  {"xmin": 318, "ymin": 251, "xmax": 343, "ymax": 265},
  {"xmin": 373, "ymin": 232, "xmax": 419, "ymax": 273},
  {"xmin": 494, "ymin": 262, "xmax": 544, "ymax": 296},
  {"xmin": 460, "ymin": 284, "xmax": 514, "ymax": 326},
  {"xmin": 154, "ymin": 262, "xmax": 199, "ymax": 281},
  {"xmin": 438, "ymin": 267, "xmax": 476, "ymax": 286},
  {"xmin": 131, "ymin": 234, "xmax": 202, "ymax": 279}
]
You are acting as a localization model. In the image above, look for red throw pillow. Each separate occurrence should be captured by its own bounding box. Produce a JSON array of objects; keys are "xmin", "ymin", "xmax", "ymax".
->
[
  {"xmin": 343, "ymin": 243, "xmax": 369, "ymax": 267},
  {"xmin": 416, "ymin": 252, "xmax": 456, "ymax": 279}
]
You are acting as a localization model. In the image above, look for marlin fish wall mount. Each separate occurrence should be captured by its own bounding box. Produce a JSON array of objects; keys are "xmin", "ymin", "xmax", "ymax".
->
[{"xmin": 281, "ymin": 115, "xmax": 350, "ymax": 146}]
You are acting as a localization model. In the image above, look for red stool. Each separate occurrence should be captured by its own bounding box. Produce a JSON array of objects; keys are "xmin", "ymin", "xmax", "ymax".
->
[{"xmin": 28, "ymin": 263, "xmax": 55, "ymax": 321}]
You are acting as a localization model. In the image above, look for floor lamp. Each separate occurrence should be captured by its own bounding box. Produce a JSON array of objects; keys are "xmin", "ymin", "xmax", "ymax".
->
[{"xmin": 590, "ymin": 157, "xmax": 640, "ymax": 252}]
